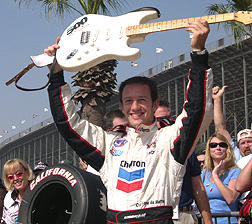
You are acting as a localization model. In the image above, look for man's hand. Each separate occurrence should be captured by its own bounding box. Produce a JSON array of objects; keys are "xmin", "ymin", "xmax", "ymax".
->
[
  {"xmin": 186, "ymin": 19, "xmax": 210, "ymax": 52},
  {"xmin": 212, "ymin": 86, "xmax": 227, "ymax": 101},
  {"xmin": 44, "ymin": 37, "xmax": 62, "ymax": 73}
]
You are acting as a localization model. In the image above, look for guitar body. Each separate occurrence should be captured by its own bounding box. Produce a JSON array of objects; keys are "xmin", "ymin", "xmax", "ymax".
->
[{"xmin": 56, "ymin": 7, "xmax": 160, "ymax": 72}]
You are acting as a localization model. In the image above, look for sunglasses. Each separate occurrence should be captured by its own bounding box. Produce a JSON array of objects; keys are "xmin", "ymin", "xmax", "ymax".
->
[
  {"xmin": 209, "ymin": 142, "xmax": 228, "ymax": 148},
  {"xmin": 7, "ymin": 171, "xmax": 24, "ymax": 181}
]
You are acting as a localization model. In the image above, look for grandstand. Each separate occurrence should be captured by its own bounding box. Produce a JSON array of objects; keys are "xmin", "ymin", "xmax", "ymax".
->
[{"xmin": 0, "ymin": 35, "xmax": 251, "ymax": 175}]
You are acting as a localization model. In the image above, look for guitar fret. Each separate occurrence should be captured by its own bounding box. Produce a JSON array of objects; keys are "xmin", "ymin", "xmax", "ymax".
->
[
  {"xmin": 126, "ymin": 11, "xmax": 250, "ymax": 37},
  {"xmin": 165, "ymin": 21, "xmax": 172, "ymax": 30}
]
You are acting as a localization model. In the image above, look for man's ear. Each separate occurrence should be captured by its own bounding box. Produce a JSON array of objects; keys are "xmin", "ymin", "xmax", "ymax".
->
[{"xmin": 153, "ymin": 99, "xmax": 160, "ymax": 112}]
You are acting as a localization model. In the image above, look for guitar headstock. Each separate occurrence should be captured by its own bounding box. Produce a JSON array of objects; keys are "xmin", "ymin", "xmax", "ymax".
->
[{"xmin": 235, "ymin": 11, "xmax": 252, "ymax": 26}]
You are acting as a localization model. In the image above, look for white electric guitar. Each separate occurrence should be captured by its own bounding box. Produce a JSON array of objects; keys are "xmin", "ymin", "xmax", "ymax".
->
[
  {"xmin": 56, "ymin": 7, "xmax": 252, "ymax": 72},
  {"xmin": 5, "ymin": 7, "xmax": 252, "ymax": 90}
]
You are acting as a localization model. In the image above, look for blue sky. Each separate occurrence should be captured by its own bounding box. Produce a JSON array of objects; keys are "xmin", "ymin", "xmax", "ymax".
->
[{"xmin": 0, "ymin": 0, "xmax": 227, "ymax": 141}]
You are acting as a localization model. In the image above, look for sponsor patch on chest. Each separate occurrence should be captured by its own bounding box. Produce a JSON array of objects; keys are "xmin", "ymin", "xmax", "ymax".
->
[
  {"xmin": 110, "ymin": 139, "xmax": 128, "ymax": 156},
  {"xmin": 116, "ymin": 160, "xmax": 146, "ymax": 193}
]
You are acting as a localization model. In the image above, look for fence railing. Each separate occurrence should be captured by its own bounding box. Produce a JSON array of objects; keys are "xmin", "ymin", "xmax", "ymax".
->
[
  {"xmin": 198, "ymin": 211, "xmax": 240, "ymax": 224},
  {"xmin": 138, "ymin": 35, "xmax": 234, "ymax": 78}
]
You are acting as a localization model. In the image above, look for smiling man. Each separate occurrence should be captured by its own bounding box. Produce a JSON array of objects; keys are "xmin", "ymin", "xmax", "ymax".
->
[
  {"xmin": 46, "ymin": 19, "xmax": 213, "ymax": 224},
  {"xmin": 237, "ymin": 129, "xmax": 252, "ymax": 157},
  {"xmin": 119, "ymin": 79, "xmax": 159, "ymax": 128}
]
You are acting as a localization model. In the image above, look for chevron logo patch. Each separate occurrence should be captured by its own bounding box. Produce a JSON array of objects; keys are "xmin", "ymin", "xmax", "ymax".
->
[{"xmin": 116, "ymin": 167, "xmax": 145, "ymax": 193}]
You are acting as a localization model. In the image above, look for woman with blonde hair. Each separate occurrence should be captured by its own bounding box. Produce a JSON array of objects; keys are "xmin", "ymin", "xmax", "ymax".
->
[
  {"xmin": 1, "ymin": 159, "xmax": 34, "ymax": 224},
  {"xmin": 201, "ymin": 133, "xmax": 241, "ymax": 224}
]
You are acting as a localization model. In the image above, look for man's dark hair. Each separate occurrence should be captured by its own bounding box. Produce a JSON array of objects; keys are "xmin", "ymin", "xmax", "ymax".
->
[
  {"xmin": 103, "ymin": 109, "xmax": 125, "ymax": 130},
  {"xmin": 119, "ymin": 76, "xmax": 158, "ymax": 103},
  {"xmin": 158, "ymin": 100, "xmax": 170, "ymax": 108}
]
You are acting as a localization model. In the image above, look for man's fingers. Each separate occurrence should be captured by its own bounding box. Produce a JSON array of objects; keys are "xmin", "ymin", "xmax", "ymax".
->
[
  {"xmin": 212, "ymin": 86, "xmax": 220, "ymax": 94},
  {"xmin": 222, "ymin": 85, "xmax": 228, "ymax": 91},
  {"xmin": 56, "ymin": 37, "xmax": 61, "ymax": 45},
  {"xmin": 44, "ymin": 44, "xmax": 60, "ymax": 56}
]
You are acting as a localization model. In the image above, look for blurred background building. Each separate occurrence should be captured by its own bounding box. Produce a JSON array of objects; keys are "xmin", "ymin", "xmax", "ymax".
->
[{"xmin": 0, "ymin": 35, "xmax": 251, "ymax": 175}]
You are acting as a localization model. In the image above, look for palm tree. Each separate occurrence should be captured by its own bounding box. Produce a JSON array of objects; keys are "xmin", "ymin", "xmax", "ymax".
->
[
  {"xmin": 14, "ymin": 0, "xmax": 127, "ymax": 129},
  {"xmin": 207, "ymin": 0, "xmax": 252, "ymax": 44},
  {"xmin": 14, "ymin": 0, "xmax": 126, "ymax": 20}
]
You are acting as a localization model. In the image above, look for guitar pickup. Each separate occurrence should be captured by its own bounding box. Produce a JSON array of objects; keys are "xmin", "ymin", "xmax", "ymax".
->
[{"xmin": 80, "ymin": 31, "xmax": 90, "ymax": 44}]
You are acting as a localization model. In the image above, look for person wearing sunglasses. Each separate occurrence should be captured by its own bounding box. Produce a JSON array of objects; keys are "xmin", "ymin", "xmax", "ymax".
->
[
  {"xmin": 201, "ymin": 133, "xmax": 241, "ymax": 224},
  {"xmin": 1, "ymin": 159, "xmax": 34, "ymax": 224},
  {"xmin": 212, "ymin": 85, "xmax": 252, "ymax": 162}
]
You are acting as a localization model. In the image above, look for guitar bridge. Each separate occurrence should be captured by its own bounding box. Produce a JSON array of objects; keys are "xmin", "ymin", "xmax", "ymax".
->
[{"xmin": 80, "ymin": 31, "xmax": 90, "ymax": 44}]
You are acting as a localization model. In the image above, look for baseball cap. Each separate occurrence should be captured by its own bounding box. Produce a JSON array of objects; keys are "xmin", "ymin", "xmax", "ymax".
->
[
  {"xmin": 60, "ymin": 160, "xmax": 72, "ymax": 165},
  {"xmin": 237, "ymin": 129, "xmax": 252, "ymax": 142},
  {"xmin": 33, "ymin": 161, "xmax": 49, "ymax": 172},
  {"xmin": 195, "ymin": 142, "xmax": 206, "ymax": 156}
]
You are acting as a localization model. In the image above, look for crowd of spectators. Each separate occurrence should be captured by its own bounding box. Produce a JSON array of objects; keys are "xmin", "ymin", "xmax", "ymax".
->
[
  {"xmin": 0, "ymin": 82, "xmax": 252, "ymax": 224},
  {"xmin": 0, "ymin": 93, "xmax": 251, "ymax": 224}
]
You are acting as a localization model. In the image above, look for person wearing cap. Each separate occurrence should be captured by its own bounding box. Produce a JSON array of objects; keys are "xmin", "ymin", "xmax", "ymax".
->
[
  {"xmin": 234, "ymin": 130, "xmax": 252, "ymax": 206},
  {"xmin": 235, "ymin": 129, "xmax": 252, "ymax": 169},
  {"xmin": 195, "ymin": 142, "xmax": 207, "ymax": 171},
  {"xmin": 212, "ymin": 86, "xmax": 252, "ymax": 161},
  {"xmin": 60, "ymin": 160, "xmax": 72, "ymax": 165},
  {"xmin": 236, "ymin": 130, "xmax": 252, "ymax": 169},
  {"xmin": 33, "ymin": 161, "xmax": 49, "ymax": 177},
  {"xmin": 236, "ymin": 129, "xmax": 252, "ymax": 158}
]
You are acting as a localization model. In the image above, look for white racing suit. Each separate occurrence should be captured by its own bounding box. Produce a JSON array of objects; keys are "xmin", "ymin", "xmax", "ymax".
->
[
  {"xmin": 48, "ymin": 53, "xmax": 213, "ymax": 223},
  {"xmin": 1, "ymin": 190, "xmax": 20, "ymax": 224}
]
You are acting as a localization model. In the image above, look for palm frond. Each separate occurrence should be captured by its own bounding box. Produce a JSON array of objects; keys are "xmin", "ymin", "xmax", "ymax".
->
[
  {"xmin": 206, "ymin": 1, "xmax": 252, "ymax": 45},
  {"xmin": 206, "ymin": 3, "xmax": 230, "ymax": 14},
  {"xmin": 14, "ymin": 0, "xmax": 127, "ymax": 20},
  {"xmin": 231, "ymin": 0, "xmax": 252, "ymax": 11}
]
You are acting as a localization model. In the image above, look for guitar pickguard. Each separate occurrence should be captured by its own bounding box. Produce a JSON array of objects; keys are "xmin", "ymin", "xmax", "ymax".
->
[{"xmin": 56, "ymin": 8, "xmax": 160, "ymax": 72}]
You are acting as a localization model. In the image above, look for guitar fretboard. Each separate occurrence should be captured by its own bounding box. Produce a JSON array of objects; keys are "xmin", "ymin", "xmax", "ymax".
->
[{"xmin": 126, "ymin": 13, "xmax": 237, "ymax": 37}]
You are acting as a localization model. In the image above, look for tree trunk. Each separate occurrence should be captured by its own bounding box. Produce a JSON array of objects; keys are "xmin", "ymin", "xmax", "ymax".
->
[{"xmin": 80, "ymin": 97, "xmax": 106, "ymax": 129}]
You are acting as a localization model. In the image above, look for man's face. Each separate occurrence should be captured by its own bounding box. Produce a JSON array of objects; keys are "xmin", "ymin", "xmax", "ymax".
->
[
  {"xmin": 155, "ymin": 106, "xmax": 171, "ymax": 129},
  {"xmin": 112, "ymin": 117, "xmax": 128, "ymax": 131},
  {"xmin": 113, "ymin": 117, "xmax": 128, "ymax": 127},
  {"xmin": 120, "ymin": 83, "xmax": 159, "ymax": 128},
  {"xmin": 155, "ymin": 106, "xmax": 171, "ymax": 119},
  {"xmin": 239, "ymin": 136, "xmax": 252, "ymax": 157},
  {"xmin": 197, "ymin": 154, "xmax": 205, "ymax": 171}
]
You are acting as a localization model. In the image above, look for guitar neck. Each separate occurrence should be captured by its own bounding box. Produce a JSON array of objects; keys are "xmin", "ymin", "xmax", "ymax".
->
[{"xmin": 126, "ymin": 12, "xmax": 236, "ymax": 37}]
